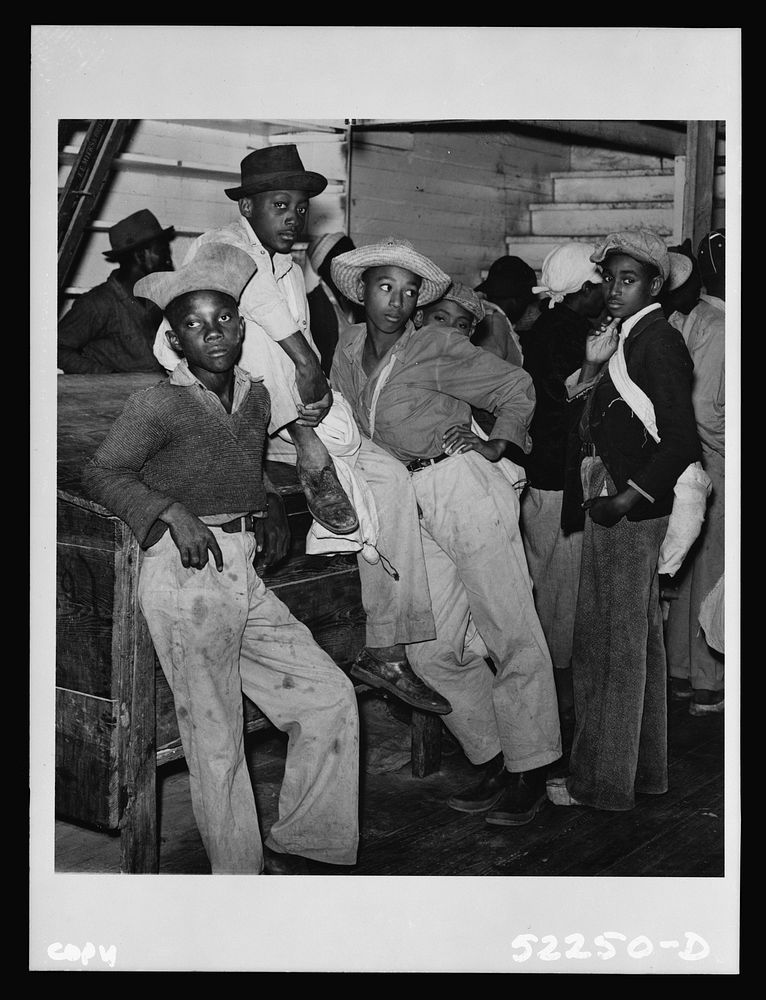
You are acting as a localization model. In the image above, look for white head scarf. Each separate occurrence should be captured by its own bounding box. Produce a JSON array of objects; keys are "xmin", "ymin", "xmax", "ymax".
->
[{"xmin": 532, "ymin": 243, "xmax": 603, "ymax": 309}]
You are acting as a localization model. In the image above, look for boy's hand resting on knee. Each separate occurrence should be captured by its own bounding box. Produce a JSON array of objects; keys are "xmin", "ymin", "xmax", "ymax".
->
[
  {"xmin": 442, "ymin": 425, "xmax": 507, "ymax": 462},
  {"xmin": 254, "ymin": 491, "xmax": 291, "ymax": 573},
  {"xmin": 160, "ymin": 502, "xmax": 224, "ymax": 571}
]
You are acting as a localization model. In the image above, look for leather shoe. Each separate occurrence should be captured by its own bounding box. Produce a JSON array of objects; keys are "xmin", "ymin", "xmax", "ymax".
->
[
  {"xmin": 350, "ymin": 648, "xmax": 452, "ymax": 715},
  {"xmin": 262, "ymin": 846, "xmax": 311, "ymax": 875},
  {"xmin": 447, "ymin": 752, "xmax": 508, "ymax": 813},
  {"xmin": 485, "ymin": 765, "xmax": 549, "ymax": 826},
  {"xmin": 297, "ymin": 464, "xmax": 359, "ymax": 535}
]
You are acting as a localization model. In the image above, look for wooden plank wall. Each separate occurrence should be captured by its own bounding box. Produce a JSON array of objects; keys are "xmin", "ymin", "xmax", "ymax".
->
[
  {"xmin": 347, "ymin": 128, "xmax": 572, "ymax": 287},
  {"xmin": 59, "ymin": 119, "xmax": 349, "ymax": 311}
]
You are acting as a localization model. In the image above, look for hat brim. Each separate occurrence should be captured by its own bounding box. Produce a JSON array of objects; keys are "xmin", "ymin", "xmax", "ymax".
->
[
  {"xmin": 331, "ymin": 244, "xmax": 451, "ymax": 307},
  {"xmin": 103, "ymin": 225, "xmax": 176, "ymax": 260},
  {"xmin": 224, "ymin": 171, "xmax": 328, "ymax": 200},
  {"xmin": 591, "ymin": 235, "xmax": 670, "ymax": 282}
]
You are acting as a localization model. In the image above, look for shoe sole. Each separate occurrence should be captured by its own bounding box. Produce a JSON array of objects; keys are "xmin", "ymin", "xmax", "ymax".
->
[
  {"xmin": 307, "ymin": 507, "xmax": 360, "ymax": 535},
  {"xmin": 485, "ymin": 793, "xmax": 548, "ymax": 826},
  {"xmin": 447, "ymin": 789, "xmax": 507, "ymax": 814},
  {"xmin": 350, "ymin": 664, "xmax": 452, "ymax": 715}
]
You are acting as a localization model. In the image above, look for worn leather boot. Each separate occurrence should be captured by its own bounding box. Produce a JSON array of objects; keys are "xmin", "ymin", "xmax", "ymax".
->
[
  {"xmin": 447, "ymin": 752, "xmax": 508, "ymax": 813},
  {"xmin": 297, "ymin": 463, "xmax": 359, "ymax": 535},
  {"xmin": 485, "ymin": 764, "xmax": 549, "ymax": 825},
  {"xmin": 350, "ymin": 648, "xmax": 452, "ymax": 715}
]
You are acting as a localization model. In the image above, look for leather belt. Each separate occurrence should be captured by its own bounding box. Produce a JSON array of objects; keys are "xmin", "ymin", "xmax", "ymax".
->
[
  {"xmin": 219, "ymin": 513, "xmax": 265, "ymax": 533},
  {"xmin": 405, "ymin": 453, "xmax": 450, "ymax": 474}
]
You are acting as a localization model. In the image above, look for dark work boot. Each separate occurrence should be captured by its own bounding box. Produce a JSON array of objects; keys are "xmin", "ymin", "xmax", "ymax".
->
[
  {"xmin": 485, "ymin": 764, "xmax": 549, "ymax": 826},
  {"xmin": 350, "ymin": 648, "xmax": 452, "ymax": 715},
  {"xmin": 447, "ymin": 752, "xmax": 508, "ymax": 813}
]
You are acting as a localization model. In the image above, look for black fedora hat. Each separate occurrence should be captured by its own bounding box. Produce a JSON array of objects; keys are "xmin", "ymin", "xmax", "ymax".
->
[
  {"xmin": 103, "ymin": 209, "xmax": 175, "ymax": 261},
  {"xmin": 225, "ymin": 144, "xmax": 328, "ymax": 201}
]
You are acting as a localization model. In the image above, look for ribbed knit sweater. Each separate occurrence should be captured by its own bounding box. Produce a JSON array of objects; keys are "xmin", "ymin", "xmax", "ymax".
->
[{"xmin": 82, "ymin": 376, "xmax": 271, "ymax": 548}]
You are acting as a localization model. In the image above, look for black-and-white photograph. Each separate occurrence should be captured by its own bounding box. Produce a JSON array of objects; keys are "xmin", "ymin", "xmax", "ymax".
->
[{"xmin": 30, "ymin": 26, "xmax": 740, "ymax": 973}]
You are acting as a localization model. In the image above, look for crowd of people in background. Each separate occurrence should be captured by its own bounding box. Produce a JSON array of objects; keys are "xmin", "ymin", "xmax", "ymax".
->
[{"xmin": 62, "ymin": 142, "xmax": 727, "ymax": 874}]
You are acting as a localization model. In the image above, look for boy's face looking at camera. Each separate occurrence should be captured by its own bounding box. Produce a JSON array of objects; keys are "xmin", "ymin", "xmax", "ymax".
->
[
  {"xmin": 165, "ymin": 290, "xmax": 245, "ymax": 375},
  {"xmin": 239, "ymin": 189, "xmax": 310, "ymax": 257},
  {"xmin": 359, "ymin": 264, "xmax": 421, "ymax": 335},
  {"xmin": 418, "ymin": 298, "xmax": 475, "ymax": 336},
  {"xmin": 601, "ymin": 252, "xmax": 663, "ymax": 320}
]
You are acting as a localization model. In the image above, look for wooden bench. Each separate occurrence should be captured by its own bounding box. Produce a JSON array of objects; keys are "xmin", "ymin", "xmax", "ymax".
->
[{"xmin": 55, "ymin": 373, "xmax": 442, "ymax": 873}]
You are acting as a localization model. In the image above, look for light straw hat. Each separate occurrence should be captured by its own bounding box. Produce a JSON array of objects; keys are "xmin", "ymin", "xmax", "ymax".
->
[{"xmin": 331, "ymin": 237, "xmax": 451, "ymax": 306}]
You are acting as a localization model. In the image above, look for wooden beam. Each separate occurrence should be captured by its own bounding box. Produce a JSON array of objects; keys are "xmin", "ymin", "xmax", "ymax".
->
[
  {"xmin": 681, "ymin": 121, "xmax": 718, "ymax": 250},
  {"xmin": 351, "ymin": 120, "xmax": 688, "ymax": 157}
]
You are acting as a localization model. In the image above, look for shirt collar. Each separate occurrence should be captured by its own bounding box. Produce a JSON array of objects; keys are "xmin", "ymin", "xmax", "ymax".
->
[
  {"xmin": 169, "ymin": 357, "xmax": 251, "ymax": 393},
  {"xmin": 700, "ymin": 292, "xmax": 725, "ymax": 312},
  {"xmin": 620, "ymin": 302, "xmax": 661, "ymax": 338},
  {"xmin": 238, "ymin": 217, "xmax": 294, "ymax": 280},
  {"xmin": 343, "ymin": 319, "xmax": 418, "ymax": 364}
]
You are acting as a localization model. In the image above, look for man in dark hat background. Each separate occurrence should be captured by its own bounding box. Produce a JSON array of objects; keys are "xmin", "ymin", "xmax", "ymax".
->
[
  {"xmin": 58, "ymin": 209, "xmax": 175, "ymax": 374},
  {"xmin": 473, "ymin": 254, "xmax": 539, "ymax": 367},
  {"xmin": 153, "ymin": 144, "xmax": 359, "ymax": 535}
]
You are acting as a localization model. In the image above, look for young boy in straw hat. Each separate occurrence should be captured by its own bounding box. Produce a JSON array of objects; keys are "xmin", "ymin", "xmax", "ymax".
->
[
  {"xmin": 547, "ymin": 228, "xmax": 701, "ymax": 812},
  {"xmin": 152, "ymin": 144, "xmax": 359, "ymax": 537},
  {"xmin": 84, "ymin": 242, "xmax": 360, "ymax": 875},
  {"xmin": 331, "ymin": 237, "xmax": 562, "ymax": 826}
]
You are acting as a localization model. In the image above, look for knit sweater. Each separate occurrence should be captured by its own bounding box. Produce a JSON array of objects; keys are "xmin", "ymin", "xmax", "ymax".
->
[{"xmin": 82, "ymin": 375, "xmax": 271, "ymax": 548}]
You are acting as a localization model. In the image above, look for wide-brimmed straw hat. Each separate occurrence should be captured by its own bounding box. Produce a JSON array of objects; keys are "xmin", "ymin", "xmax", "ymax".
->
[
  {"xmin": 330, "ymin": 237, "xmax": 451, "ymax": 306},
  {"xmin": 103, "ymin": 209, "xmax": 175, "ymax": 261},
  {"xmin": 590, "ymin": 229, "xmax": 671, "ymax": 282},
  {"xmin": 224, "ymin": 144, "xmax": 327, "ymax": 200},
  {"xmin": 134, "ymin": 243, "xmax": 257, "ymax": 313}
]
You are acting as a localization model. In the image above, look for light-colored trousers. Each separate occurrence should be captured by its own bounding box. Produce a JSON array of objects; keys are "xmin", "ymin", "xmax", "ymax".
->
[
  {"xmin": 138, "ymin": 526, "xmax": 360, "ymax": 874},
  {"xmin": 665, "ymin": 448, "xmax": 725, "ymax": 691},
  {"xmin": 405, "ymin": 451, "xmax": 562, "ymax": 771},
  {"xmin": 520, "ymin": 487, "xmax": 584, "ymax": 670}
]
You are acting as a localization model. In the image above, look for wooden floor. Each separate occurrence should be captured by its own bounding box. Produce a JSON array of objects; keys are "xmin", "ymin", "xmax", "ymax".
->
[{"xmin": 54, "ymin": 685, "xmax": 725, "ymax": 878}]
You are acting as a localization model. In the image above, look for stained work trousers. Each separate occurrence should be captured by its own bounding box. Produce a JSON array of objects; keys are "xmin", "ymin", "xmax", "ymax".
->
[
  {"xmin": 569, "ymin": 512, "xmax": 670, "ymax": 810},
  {"xmin": 520, "ymin": 486, "xmax": 583, "ymax": 670},
  {"xmin": 405, "ymin": 451, "xmax": 562, "ymax": 772},
  {"xmin": 138, "ymin": 527, "xmax": 360, "ymax": 874}
]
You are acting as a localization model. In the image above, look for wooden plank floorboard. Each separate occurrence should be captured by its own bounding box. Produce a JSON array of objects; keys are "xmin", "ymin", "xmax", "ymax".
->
[{"xmin": 54, "ymin": 688, "xmax": 726, "ymax": 877}]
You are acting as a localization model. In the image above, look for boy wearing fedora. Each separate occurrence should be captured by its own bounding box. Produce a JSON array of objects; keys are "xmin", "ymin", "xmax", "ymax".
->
[
  {"xmin": 330, "ymin": 237, "xmax": 562, "ymax": 825},
  {"xmin": 83, "ymin": 242, "xmax": 360, "ymax": 875},
  {"xmin": 58, "ymin": 209, "xmax": 176, "ymax": 374},
  {"xmin": 153, "ymin": 144, "xmax": 359, "ymax": 537}
]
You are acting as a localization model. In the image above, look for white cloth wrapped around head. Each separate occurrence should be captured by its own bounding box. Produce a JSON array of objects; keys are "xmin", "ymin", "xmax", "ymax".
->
[{"xmin": 532, "ymin": 242, "xmax": 603, "ymax": 309}]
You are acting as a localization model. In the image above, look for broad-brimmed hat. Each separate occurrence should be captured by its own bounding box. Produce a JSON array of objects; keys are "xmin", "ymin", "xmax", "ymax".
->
[
  {"xmin": 308, "ymin": 232, "xmax": 355, "ymax": 273},
  {"xmin": 590, "ymin": 229, "xmax": 671, "ymax": 282},
  {"xmin": 667, "ymin": 251, "xmax": 694, "ymax": 291},
  {"xmin": 330, "ymin": 237, "xmax": 451, "ymax": 307},
  {"xmin": 103, "ymin": 209, "xmax": 175, "ymax": 261},
  {"xmin": 439, "ymin": 282, "xmax": 486, "ymax": 323},
  {"xmin": 224, "ymin": 144, "xmax": 327, "ymax": 201},
  {"xmin": 475, "ymin": 255, "xmax": 537, "ymax": 299},
  {"xmin": 134, "ymin": 243, "xmax": 257, "ymax": 313}
]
